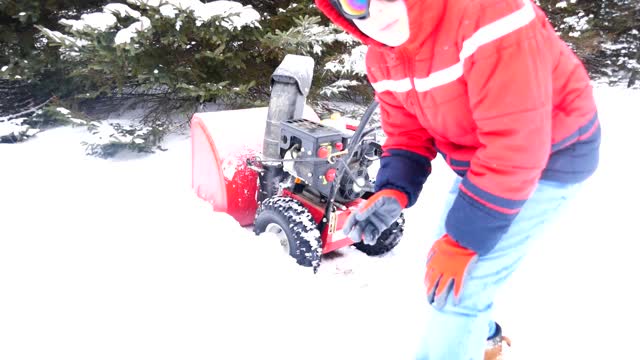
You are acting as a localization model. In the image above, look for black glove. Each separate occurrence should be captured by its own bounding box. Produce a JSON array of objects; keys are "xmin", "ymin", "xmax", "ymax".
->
[{"xmin": 343, "ymin": 189, "xmax": 408, "ymax": 245}]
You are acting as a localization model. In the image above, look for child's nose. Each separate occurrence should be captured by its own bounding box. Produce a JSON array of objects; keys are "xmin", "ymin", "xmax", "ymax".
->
[{"xmin": 368, "ymin": 0, "xmax": 387, "ymax": 16}]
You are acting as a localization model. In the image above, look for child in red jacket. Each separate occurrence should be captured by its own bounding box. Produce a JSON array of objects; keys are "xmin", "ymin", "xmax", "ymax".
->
[{"xmin": 316, "ymin": 0, "xmax": 601, "ymax": 359}]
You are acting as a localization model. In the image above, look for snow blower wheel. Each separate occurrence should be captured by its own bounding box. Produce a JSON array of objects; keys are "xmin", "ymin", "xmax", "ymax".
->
[
  {"xmin": 254, "ymin": 196, "xmax": 322, "ymax": 268},
  {"xmin": 352, "ymin": 212, "xmax": 405, "ymax": 256}
]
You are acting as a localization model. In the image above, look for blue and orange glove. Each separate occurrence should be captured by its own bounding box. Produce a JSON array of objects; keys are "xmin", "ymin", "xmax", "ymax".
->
[
  {"xmin": 343, "ymin": 189, "xmax": 408, "ymax": 245},
  {"xmin": 425, "ymin": 234, "xmax": 478, "ymax": 309}
]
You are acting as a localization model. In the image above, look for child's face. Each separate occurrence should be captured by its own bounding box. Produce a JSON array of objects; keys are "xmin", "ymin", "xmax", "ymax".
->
[{"xmin": 352, "ymin": 0, "xmax": 410, "ymax": 47}]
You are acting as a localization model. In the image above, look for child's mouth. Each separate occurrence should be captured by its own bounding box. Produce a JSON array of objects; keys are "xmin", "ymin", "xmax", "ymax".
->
[{"xmin": 380, "ymin": 19, "xmax": 399, "ymax": 31}]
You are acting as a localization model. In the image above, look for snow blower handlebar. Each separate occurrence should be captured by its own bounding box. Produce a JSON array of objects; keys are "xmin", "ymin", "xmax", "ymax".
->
[{"xmin": 317, "ymin": 99, "xmax": 380, "ymax": 235}]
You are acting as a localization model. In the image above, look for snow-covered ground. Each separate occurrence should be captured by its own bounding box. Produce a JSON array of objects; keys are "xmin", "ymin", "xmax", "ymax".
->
[{"xmin": 0, "ymin": 85, "xmax": 638, "ymax": 360}]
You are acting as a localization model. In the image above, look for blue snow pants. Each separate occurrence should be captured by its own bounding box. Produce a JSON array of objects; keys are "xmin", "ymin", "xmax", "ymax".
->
[{"xmin": 415, "ymin": 175, "xmax": 584, "ymax": 360}]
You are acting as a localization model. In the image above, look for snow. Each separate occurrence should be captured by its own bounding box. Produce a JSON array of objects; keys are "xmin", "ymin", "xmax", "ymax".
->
[
  {"xmin": 38, "ymin": 28, "xmax": 88, "ymax": 49},
  {"xmin": 221, "ymin": 156, "xmax": 244, "ymax": 180},
  {"xmin": 127, "ymin": 0, "xmax": 261, "ymax": 29},
  {"xmin": 562, "ymin": 12, "xmax": 593, "ymax": 38},
  {"xmin": 85, "ymin": 120, "xmax": 152, "ymax": 146},
  {"xmin": 113, "ymin": 0, "xmax": 260, "ymax": 44},
  {"xmin": 200, "ymin": 1, "xmax": 261, "ymax": 30},
  {"xmin": 57, "ymin": 107, "xmax": 71, "ymax": 115},
  {"xmin": 159, "ymin": 4, "xmax": 178, "ymax": 18},
  {"xmin": 115, "ymin": 17, "xmax": 152, "ymax": 45},
  {"xmin": 324, "ymin": 44, "xmax": 367, "ymax": 76},
  {"xmin": 0, "ymin": 118, "xmax": 38, "ymax": 141},
  {"xmin": 60, "ymin": 12, "xmax": 118, "ymax": 32},
  {"xmin": 40, "ymin": 1, "xmax": 260, "ymax": 50},
  {"xmin": 58, "ymin": 3, "xmax": 143, "ymax": 41},
  {"xmin": 0, "ymin": 85, "xmax": 639, "ymax": 359},
  {"xmin": 321, "ymin": 79, "xmax": 362, "ymax": 96},
  {"xmin": 50, "ymin": 1, "xmax": 260, "ymax": 48}
]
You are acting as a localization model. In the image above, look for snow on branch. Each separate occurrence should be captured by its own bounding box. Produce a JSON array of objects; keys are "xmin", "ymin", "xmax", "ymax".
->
[
  {"xmin": 36, "ymin": 26, "xmax": 89, "ymax": 50},
  {"xmin": 324, "ymin": 45, "xmax": 367, "ymax": 76},
  {"xmin": 115, "ymin": 17, "xmax": 152, "ymax": 45},
  {"xmin": 45, "ymin": 1, "xmax": 261, "ymax": 48},
  {"xmin": 0, "ymin": 104, "xmax": 87, "ymax": 143},
  {"xmin": 126, "ymin": 0, "xmax": 261, "ymax": 29},
  {"xmin": 82, "ymin": 121, "xmax": 158, "ymax": 158},
  {"xmin": 561, "ymin": 12, "xmax": 593, "ymax": 38},
  {"xmin": 0, "ymin": 118, "xmax": 40, "ymax": 143},
  {"xmin": 320, "ymin": 79, "xmax": 362, "ymax": 97},
  {"xmin": 0, "ymin": 97, "xmax": 53, "ymax": 122},
  {"xmin": 59, "ymin": 12, "xmax": 118, "ymax": 32}
]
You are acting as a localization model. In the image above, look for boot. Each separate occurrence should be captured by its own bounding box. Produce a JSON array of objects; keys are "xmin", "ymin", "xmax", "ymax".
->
[{"xmin": 484, "ymin": 322, "xmax": 512, "ymax": 360}]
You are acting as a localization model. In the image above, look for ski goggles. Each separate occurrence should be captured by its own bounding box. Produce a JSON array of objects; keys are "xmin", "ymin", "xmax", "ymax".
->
[{"xmin": 332, "ymin": 0, "xmax": 371, "ymax": 20}]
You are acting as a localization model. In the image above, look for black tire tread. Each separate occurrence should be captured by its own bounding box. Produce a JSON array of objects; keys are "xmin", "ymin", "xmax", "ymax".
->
[
  {"xmin": 254, "ymin": 196, "xmax": 322, "ymax": 268},
  {"xmin": 353, "ymin": 213, "xmax": 405, "ymax": 256}
]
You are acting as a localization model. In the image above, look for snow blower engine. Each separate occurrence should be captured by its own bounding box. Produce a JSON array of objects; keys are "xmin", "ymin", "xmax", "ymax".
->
[{"xmin": 190, "ymin": 54, "xmax": 405, "ymax": 271}]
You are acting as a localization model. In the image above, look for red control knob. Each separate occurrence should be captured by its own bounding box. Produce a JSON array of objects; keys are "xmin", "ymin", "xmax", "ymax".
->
[
  {"xmin": 335, "ymin": 142, "xmax": 344, "ymax": 151},
  {"xmin": 317, "ymin": 146, "xmax": 329, "ymax": 158},
  {"xmin": 325, "ymin": 168, "xmax": 337, "ymax": 182}
]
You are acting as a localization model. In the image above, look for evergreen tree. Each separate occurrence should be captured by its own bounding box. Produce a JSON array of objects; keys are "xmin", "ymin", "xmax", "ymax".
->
[
  {"xmin": 11, "ymin": 1, "xmax": 637, "ymax": 155},
  {"xmin": 538, "ymin": 0, "xmax": 639, "ymax": 88},
  {"xmin": 20, "ymin": 1, "xmax": 357, "ymax": 151},
  {"xmin": 1, "ymin": 0, "xmax": 111, "ymax": 144},
  {"xmin": 0, "ymin": 0, "xmax": 109, "ymax": 99},
  {"xmin": 24, "ymin": 0, "xmax": 360, "ymax": 156}
]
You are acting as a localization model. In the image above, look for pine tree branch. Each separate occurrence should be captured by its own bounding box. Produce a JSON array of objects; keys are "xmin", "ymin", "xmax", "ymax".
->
[{"xmin": 0, "ymin": 96, "xmax": 55, "ymax": 122}]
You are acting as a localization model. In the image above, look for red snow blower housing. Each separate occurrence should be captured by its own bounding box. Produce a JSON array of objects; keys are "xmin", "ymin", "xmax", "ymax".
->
[{"xmin": 191, "ymin": 54, "xmax": 405, "ymax": 271}]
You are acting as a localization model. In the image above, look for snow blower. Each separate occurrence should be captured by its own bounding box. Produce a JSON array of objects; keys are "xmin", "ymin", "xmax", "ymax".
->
[{"xmin": 190, "ymin": 54, "xmax": 405, "ymax": 271}]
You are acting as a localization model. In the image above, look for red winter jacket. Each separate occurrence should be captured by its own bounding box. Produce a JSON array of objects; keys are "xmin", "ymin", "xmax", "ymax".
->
[{"xmin": 315, "ymin": 0, "xmax": 601, "ymax": 255}]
